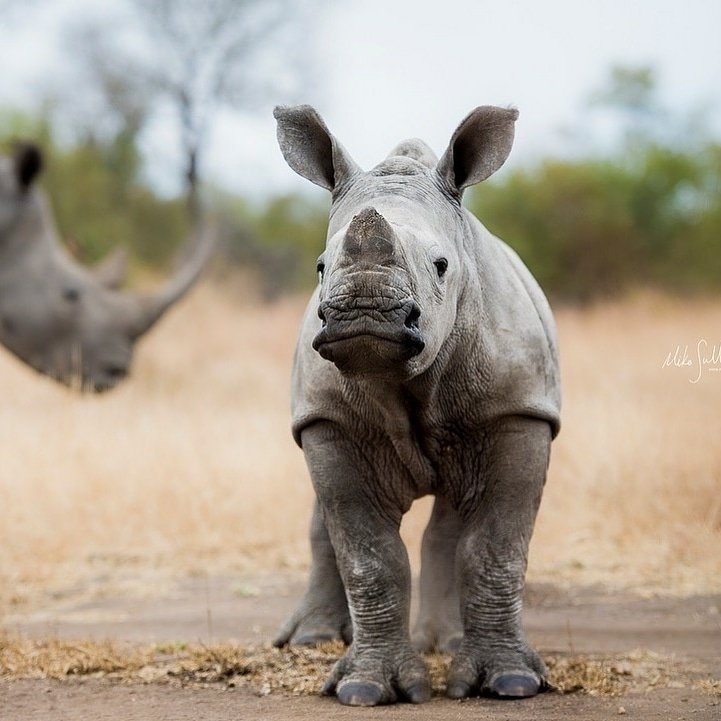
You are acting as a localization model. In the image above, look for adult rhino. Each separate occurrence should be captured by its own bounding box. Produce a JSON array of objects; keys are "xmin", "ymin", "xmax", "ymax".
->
[
  {"xmin": 272, "ymin": 105, "xmax": 561, "ymax": 706},
  {"xmin": 0, "ymin": 143, "xmax": 212, "ymax": 391}
]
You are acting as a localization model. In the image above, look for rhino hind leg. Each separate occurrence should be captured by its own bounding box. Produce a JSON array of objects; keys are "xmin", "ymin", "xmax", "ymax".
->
[
  {"xmin": 411, "ymin": 495, "xmax": 463, "ymax": 653},
  {"xmin": 273, "ymin": 499, "xmax": 351, "ymax": 647},
  {"xmin": 446, "ymin": 416, "xmax": 551, "ymax": 700}
]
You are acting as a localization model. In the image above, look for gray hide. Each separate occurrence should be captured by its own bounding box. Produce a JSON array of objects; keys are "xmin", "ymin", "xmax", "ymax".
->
[
  {"xmin": 0, "ymin": 143, "xmax": 213, "ymax": 392},
  {"xmin": 272, "ymin": 105, "xmax": 561, "ymax": 706}
]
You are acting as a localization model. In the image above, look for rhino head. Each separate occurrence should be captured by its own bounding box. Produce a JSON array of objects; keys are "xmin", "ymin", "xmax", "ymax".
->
[
  {"xmin": 274, "ymin": 104, "xmax": 517, "ymax": 379},
  {"xmin": 0, "ymin": 143, "xmax": 213, "ymax": 392}
]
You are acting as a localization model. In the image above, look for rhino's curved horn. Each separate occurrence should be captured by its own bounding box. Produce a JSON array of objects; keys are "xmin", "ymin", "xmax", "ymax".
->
[
  {"xmin": 130, "ymin": 221, "xmax": 216, "ymax": 338},
  {"xmin": 92, "ymin": 246, "xmax": 128, "ymax": 290}
]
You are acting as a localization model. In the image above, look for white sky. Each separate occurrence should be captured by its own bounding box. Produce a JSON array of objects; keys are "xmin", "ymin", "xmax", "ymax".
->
[{"xmin": 1, "ymin": 0, "xmax": 720, "ymax": 197}]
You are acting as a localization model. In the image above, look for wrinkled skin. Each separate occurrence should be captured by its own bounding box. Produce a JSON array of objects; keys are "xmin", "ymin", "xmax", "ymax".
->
[
  {"xmin": 0, "ymin": 144, "xmax": 212, "ymax": 391},
  {"xmin": 272, "ymin": 105, "xmax": 561, "ymax": 706}
]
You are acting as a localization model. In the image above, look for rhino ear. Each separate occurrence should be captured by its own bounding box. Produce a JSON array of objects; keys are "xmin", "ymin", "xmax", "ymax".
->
[
  {"xmin": 273, "ymin": 105, "xmax": 359, "ymax": 192},
  {"xmin": 437, "ymin": 106, "xmax": 518, "ymax": 197},
  {"xmin": 13, "ymin": 142, "xmax": 44, "ymax": 189}
]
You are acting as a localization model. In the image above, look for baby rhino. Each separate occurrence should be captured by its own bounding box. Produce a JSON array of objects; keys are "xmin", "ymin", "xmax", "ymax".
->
[{"xmin": 273, "ymin": 105, "xmax": 561, "ymax": 706}]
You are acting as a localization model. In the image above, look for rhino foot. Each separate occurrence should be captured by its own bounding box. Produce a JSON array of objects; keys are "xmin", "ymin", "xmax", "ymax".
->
[
  {"xmin": 446, "ymin": 638, "xmax": 547, "ymax": 700},
  {"xmin": 273, "ymin": 599, "xmax": 352, "ymax": 647},
  {"xmin": 322, "ymin": 645, "xmax": 431, "ymax": 706}
]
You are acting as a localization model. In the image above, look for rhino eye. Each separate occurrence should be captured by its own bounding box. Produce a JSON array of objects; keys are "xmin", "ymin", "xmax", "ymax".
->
[
  {"xmin": 105, "ymin": 366, "xmax": 127, "ymax": 380},
  {"xmin": 63, "ymin": 287, "xmax": 80, "ymax": 303},
  {"xmin": 434, "ymin": 258, "xmax": 448, "ymax": 278}
]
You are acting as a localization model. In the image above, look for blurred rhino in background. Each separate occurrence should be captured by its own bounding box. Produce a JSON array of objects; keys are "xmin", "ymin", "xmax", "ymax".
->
[{"xmin": 0, "ymin": 143, "xmax": 213, "ymax": 392}]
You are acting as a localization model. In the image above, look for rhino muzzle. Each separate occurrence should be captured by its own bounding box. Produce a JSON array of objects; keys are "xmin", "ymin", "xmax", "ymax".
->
[
  {"xmin": 313, "ymin": 297, "xmax": 424, "ymax": 370},
  {"xmin": 312, "ymin": 207, "xmax": 425, "ymax": 374}
]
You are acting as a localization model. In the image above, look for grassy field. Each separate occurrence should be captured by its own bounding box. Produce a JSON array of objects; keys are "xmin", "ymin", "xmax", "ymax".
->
[{"xmin": 1, "ymin": 284, "xmax": 720, "ymax": 615}]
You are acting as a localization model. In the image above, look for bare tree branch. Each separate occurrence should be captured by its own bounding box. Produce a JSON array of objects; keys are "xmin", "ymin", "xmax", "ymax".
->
[{"xmin": 69, "ymin": 0, "xmax": 322, "ymax": 219}]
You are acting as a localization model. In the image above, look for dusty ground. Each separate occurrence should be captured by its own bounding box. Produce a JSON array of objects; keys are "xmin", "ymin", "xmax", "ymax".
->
[
  {"xmin": 2, "ymin": 573, "xmax": 720, "ymax": 720},
  {"xmin": 3, "ymin": 682, "xmax": 719, "ymax": 721}
]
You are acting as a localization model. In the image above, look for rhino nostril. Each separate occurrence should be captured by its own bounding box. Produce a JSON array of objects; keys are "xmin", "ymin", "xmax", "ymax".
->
[{"xmin": 405, "ymin": 302, "xmax": 421, "ymax": 329}]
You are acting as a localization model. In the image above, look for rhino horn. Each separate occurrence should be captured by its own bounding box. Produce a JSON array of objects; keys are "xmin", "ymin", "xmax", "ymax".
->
[
  {"xmin": 130, "ymin": 221, "xmax": 216, "ymax": 338},
  {"xmin": 342, "ymin": 207, "xmax": 396, "ymax": 265},
  {"xmin": 92, "ymin": 246, "xmax": 128, "ymax": 290}
]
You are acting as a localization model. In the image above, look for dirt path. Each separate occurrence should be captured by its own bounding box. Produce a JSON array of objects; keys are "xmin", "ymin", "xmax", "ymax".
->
[
  {"xmin": 4, "ymin": 681, "xmax": 719, "ymax": 721},
  {"xmin": 2, "ymin": 573, "xmax": 720, "ymax": 720}
]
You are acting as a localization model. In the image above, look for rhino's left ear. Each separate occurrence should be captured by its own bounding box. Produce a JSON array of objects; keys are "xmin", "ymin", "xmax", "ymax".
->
[
  {"xmin": 274, "ymin": 105, "xmax": 360, "ymax": 192},
  {"xmin": 436, "ymin": 106, "xmax": 518, "ymax": 197},
  {"xmin": 13, "ymin": 142, "xmax": 43, "ymax": 190}
]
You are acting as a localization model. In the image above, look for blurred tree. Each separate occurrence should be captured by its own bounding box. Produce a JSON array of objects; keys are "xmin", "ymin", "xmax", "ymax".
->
[
  {"xmin": 467, "ymin": 64, "xmax": 721, "ymax": 302},
  {"xmin": 219, "ymin": 192, "xmax": 329, "ymax": 298},
  {"xmin": 69, "ymin": 0, "xmax": 320, "ymax": 220},
  {"xmin": 5, "ymin": 60, "xmax": 720, "ymax": 301},
  {"xmin": 470, "ymin": 144, "xmax": 721, "ymax": 301},
  {"xmin": 0, "ymin": 107, "xmax": 53, "ymax": 144},
  {"xmin": 588, "ymin": 64, "xmax": 664, "ymax": 151},
  {"xmin": 589, "ymin": 65, "xmax": 659, "ymax": 119}
]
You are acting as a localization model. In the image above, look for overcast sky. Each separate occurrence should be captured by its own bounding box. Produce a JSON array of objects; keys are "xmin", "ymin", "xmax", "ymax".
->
[{"xmin": 1, "ymin": 0, "xmax": 720, "ymax": 197}]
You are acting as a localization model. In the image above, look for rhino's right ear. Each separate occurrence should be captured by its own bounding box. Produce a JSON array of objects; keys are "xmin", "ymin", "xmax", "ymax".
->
[
  {"xmin": 13, "ymin": 142, "xmax": 43, "ymax": 190},
  {"xmin": 273, "ymin": 105, "xmax": 359, "ymax": 192}
]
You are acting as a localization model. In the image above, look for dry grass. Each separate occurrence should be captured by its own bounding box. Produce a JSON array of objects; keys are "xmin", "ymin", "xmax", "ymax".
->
[
  {"xmin": 694, "ymin": 679, "xmax": 721, "ymax": 696},
  {"xmin": 1, "ymin": 284, "xmax": 720, "ymax": 614},
  {"xmin": 0, "ymin": 633, "xmax": 699, "ymax": 697},
  {"xmin": 545, "ymin": 649, "xmax": 684, "ymax": 696},
  {"xmin": 530, "ymin": 291, "xmax": 721, "ymax": 593}
]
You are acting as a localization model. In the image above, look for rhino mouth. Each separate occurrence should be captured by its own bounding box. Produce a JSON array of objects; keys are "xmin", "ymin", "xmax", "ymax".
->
[
  {"xmin": 313, "ymin": 294, "xmax": 425, "ymax": 374},
  {"xmin": 313, "ymin": 325, "xmax": 424, "ymax": 373},
  {"xmin": 314, "ymin": 327, "xmax": 424, "ymax": 350}
]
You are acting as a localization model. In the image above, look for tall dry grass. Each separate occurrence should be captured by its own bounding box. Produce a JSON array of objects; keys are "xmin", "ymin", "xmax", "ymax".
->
[
  {"xmin": 531, "ymin": 292, "xmax": 721, "ymax": 593},
  {"xmin": 1, "ymin": 284, "xmax": 720, "ymax": 615}
]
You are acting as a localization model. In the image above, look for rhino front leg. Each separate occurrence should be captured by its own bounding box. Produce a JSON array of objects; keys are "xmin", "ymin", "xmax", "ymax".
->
[
  {"xmin": 302, "ymin": 421, "xmax": 431, "ymax": 706},
  {"xmin": 412, "ymin": 495, "xmax": 463, "ymax": 653},
  {"xmin": 273, "ymin": 499, "xmax": 351, "ymax": 647},
  {"xmin": 447, "ymin": 416, "xmax": 551, "ymax": 700}
]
